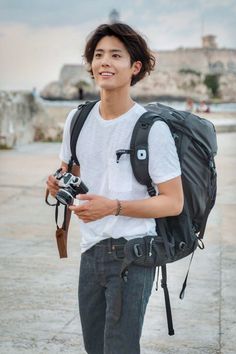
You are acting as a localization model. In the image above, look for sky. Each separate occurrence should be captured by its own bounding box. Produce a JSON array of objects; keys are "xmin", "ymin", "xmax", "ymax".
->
[{"xmin": 0, "ymin": 0, "xmax": 236, "ymax": 91}]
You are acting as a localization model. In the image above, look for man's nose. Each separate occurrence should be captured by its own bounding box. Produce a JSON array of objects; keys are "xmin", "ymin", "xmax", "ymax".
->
[{"xmin": 101, "ymin": 55, "xmax": 111, "ymax": 67}]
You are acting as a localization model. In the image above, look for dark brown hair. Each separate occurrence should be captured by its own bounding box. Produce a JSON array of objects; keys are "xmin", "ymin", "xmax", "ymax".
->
[{"xmin": 83, "ymin": 23, "xmax": 156, "ymax": 86}]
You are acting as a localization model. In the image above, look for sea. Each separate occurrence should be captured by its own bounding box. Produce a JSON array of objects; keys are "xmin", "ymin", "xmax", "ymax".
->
[{"xmin": 39, "ymin": 97, "xmax": 236, "ymax": 113}]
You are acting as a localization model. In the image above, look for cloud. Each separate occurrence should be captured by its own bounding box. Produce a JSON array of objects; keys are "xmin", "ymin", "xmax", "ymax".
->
[
  {"xmin": 0, "ymin": 0, "xmax": 235, "ymax": 90},
  {"xmin": 0, "ymin": 23, "xmax": 90, "ymax": 90},
  {"xmin": 200, "ymin": 0, "xmax": 236, "ymax": 9},
  {"xmin": 136, "ymin": 9, "xmax": 202, "ymax": 50},
  {"xmin": 0, "ymin": 0, "xmax": 112, "ymax": 27}
]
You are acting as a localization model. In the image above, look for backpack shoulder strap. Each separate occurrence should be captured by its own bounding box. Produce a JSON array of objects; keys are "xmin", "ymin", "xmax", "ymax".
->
[
  {"xmin": 70, "ymin": 100, "xmax": 98, "ymax": 166},
  {"xmin": 130, "ymin": 111, "xmax": 161, "ymax": 191}
]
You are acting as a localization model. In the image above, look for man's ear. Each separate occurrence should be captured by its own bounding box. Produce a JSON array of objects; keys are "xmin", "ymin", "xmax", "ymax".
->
[
  {"xmin": 85, "ymin": 62, "xmax": 94, "ymax": 79},
  {"xmin": 132, "ymin": 61, "xmax": 142, "ymax": 76}
]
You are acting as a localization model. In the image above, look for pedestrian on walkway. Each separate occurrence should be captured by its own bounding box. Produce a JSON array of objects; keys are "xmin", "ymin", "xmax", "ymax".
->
[{"xmin": 46, "ymin": 22, "xmax": 183, "ymax": 354}]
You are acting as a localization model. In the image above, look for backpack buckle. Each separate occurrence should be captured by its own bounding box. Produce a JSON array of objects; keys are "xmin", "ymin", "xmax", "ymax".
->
[
  {"xmin": 147, "ymin": 185, "xmax": 156, "ymax": 197},
  {"xmin": 141, "ymin": 122, "xmax": 149, "ymax": 129},
  {"xmin": 179, "ymin": 242, "xmax": 186, "ymax": 250}
]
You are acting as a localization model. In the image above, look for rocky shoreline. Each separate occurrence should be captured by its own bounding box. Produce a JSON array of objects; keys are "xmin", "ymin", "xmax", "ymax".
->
[{"xmin": 0, "ymin": 91, "xmax": 63, "ymax": 148}]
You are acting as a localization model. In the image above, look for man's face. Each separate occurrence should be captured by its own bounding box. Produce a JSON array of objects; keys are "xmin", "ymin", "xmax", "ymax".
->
[{"xmin": 91, "ymin": 35, "xmax": 141, "ymax": 91}]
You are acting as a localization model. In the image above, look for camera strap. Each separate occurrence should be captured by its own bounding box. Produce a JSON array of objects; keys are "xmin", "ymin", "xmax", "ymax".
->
[
  {"xmin": 45, "ymin": 163, "xmax": 73, "ymax": 258},
  {"xmin": 54, "ymin": 161, "xmax": 73, "ymax": 258},
  {"xmin": 55, "ymin": 201, "xmax": 71, "ymax": 258},
  {"xmin": 45, "ymin": 188, "xmax": 57, "ymax": 206}
]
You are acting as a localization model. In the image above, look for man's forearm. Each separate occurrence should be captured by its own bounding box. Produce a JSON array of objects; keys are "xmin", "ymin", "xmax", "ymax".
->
[
  {"xmin": 117, "ymin": 195, "xmax": 183, "ymax": 219},
  {"xmin": 72, "ymin": 177, "xmax": 183, "ymax": 222}
]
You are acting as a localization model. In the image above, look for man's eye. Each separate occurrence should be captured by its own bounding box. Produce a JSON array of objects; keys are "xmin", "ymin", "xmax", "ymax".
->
[
  {"xmin": 113, "ymin": 54, "xmax": 121, "ymax": 58},
  {"xmin": 95, "ymin": 53, "xmax": 102, "ymax": 58}
]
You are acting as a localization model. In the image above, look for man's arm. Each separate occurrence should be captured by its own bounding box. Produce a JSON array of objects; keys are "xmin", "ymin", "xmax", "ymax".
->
[
  {"xmin": 119, "ymin": 175, "xmax": 183, "ymax": 218},
  {"xmin": 69, "ymin": 175, "xmax": 183, "ymax": 223}
]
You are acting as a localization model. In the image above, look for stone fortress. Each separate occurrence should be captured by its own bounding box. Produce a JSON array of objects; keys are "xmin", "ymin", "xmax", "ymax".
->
[
  {"xmin": 156, "ymin": 35, "xmax": 236, "ymax": 75},
  {"xmin": 40, "ymin": 34, "xmax": 236, "ymax": 102}
]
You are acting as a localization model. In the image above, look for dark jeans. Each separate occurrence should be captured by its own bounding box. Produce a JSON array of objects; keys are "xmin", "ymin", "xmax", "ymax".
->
[{"xmin": 78, "ymin": 238, "xmax": 155, "ymax": 354}]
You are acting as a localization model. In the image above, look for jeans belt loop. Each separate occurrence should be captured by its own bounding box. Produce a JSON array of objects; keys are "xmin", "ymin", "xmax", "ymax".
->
[{"xmin": 108, "ymin": 238, "xmax": 112, "ymax": 253}]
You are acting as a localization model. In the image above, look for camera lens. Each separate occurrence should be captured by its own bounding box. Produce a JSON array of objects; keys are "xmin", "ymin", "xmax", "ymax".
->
[{"xmin": 56, "ymin": 189, "xmax": 74, "ymax": 206}]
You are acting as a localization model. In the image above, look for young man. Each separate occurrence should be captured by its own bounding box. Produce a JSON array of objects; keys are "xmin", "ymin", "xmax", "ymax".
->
[{"xmin": 47, "ymin": 23, "xmax": 183, "ymax": 354}]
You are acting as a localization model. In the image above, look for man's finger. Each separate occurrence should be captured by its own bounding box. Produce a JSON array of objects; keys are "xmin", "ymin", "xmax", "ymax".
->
[
  {"xmin": 77, "ymin": 194, "xmax": 96, "ymax": 201},
  {"xmin": 69, "ymin": 204, "xmax": 89, "ymax": 212}
]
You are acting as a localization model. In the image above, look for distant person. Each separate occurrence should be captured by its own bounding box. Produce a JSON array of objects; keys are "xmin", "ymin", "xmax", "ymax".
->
[
  {"xmin": 46, "ymin": 22, "xmax": 183, "ymax": 354},
  {"xmin": 79, "ymin": 87, "xmax": 84, "ymax": 100},
  {"xmin": 197, "ymin": 100, "xmax": 210, "ymax": 113},
  {"xmin": 185, "ymin": 98, "xmax": 194, "ymax": 112}
]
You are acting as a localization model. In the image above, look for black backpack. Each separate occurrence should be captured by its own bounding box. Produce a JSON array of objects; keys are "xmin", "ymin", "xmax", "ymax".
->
[{"xmin": 68, "ymin": 100, "xmax": 217, "ymax": 335}]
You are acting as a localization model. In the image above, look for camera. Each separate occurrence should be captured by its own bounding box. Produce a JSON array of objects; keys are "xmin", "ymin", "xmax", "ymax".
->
[{"xmin": 54, "ymin": 169, "xmax": 88, "ymax": 206}]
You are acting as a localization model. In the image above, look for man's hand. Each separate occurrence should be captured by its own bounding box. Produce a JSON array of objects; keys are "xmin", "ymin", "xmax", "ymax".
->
[
  {"xmin": 46, "ymin": 166, "xmax": 67, "ymax": 197},
  {"xmin": 69, "ymin": 194, "xmax": 117, "ymax": 223}
]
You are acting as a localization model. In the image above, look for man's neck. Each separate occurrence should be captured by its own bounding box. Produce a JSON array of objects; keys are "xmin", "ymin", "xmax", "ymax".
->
[{"xmin": 99, "ymin": 89, "xmax": 135, "ymax": 120}]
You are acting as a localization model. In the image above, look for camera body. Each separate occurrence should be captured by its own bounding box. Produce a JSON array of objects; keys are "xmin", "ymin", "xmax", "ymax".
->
[{"xmin": 54, "ymin": 169, "xmax": 88, "ymax": 206}]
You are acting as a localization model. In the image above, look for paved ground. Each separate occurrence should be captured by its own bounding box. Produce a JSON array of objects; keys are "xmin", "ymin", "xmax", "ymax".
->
[{"xmin": 0, "ymin": 132, "xmax": 235, "ymax": 354}]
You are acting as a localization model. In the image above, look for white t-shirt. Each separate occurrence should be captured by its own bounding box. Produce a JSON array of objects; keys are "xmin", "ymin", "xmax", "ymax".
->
[{"xmin": 59, "ymin": 101, "xmax": 181, "ymax": 252}]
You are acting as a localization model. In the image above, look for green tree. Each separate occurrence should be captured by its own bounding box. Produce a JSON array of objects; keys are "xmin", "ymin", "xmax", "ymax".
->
[{"xmin": 204, "ymin": 74, "xmax": 220, "ymax": 97}]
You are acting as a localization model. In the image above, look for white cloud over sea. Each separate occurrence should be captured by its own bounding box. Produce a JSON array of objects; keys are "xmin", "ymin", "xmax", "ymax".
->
[{"xmin": 0, "ymin": 0, "xmax": 235, "ymax": 91}]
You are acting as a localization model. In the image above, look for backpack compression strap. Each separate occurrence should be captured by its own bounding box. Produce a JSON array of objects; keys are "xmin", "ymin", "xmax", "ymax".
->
[
  {"xmin": 161, "ymin": 265, "xmax": 175, "ymax": 335},
  {"xmin": 70, "ymin": 100, "xmax": 99, "ymax": 166}
]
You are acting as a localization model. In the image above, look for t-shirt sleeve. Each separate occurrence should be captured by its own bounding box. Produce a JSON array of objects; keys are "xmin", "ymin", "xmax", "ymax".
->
[
  {"xmin": 148, "ymin": 121, "xmax": 181, "ymax": 184},
  {"xmin": 59, "ymin": 108, "xmax": 77, "ymax": 163}
]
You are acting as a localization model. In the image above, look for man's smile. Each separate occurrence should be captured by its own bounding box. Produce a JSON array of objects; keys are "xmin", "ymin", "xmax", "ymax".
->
[{"xmin": 99, "ymin": 72, "xmax": 115, "ymax": 77}]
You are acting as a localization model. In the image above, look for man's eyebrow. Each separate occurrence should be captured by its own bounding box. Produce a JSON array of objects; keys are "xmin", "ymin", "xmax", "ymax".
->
[{"xmin": 94, "ymin": 49, "xmax": 123, "ymax": 53}]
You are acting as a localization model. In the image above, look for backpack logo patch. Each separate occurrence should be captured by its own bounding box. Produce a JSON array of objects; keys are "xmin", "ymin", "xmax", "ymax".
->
[{"xmin": 137, "ymin": 149, "xmax": 147, "ymax": 160}]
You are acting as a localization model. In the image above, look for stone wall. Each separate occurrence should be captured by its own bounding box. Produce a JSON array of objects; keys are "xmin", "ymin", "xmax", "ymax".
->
[
  {"xmin": 131, "ymin": 70, "xmax": 236, "ymax": 102},
  {"xmin": 132, "ymin": 47, "xmax": 236, "ymax": 101},
  {"xmin": 155, "ymin": 48, "xmax": 236, "ymax": 75},
  {"xmin": 40, "ymin": 47, "xmax": 236, "ymax": 102},
  {"xmin": 0, "ymin": 91, "xmax": 36, "ymax": 147},
  {"xmin": 0, "ymin": 91, "xmax": 63, "ymax": 148},
  {"xmin": 40, "ymin": 65, "xmax": 98, "ymax": 101},
  {"xmin": 131, "ymin": 71, "xmax": 208, "ymax": 101}
]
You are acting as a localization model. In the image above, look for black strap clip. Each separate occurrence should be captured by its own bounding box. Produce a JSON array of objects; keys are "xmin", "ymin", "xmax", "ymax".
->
[{"xmin": 116, "ymin": 149, "xmax": 132, "ymax": 163}]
